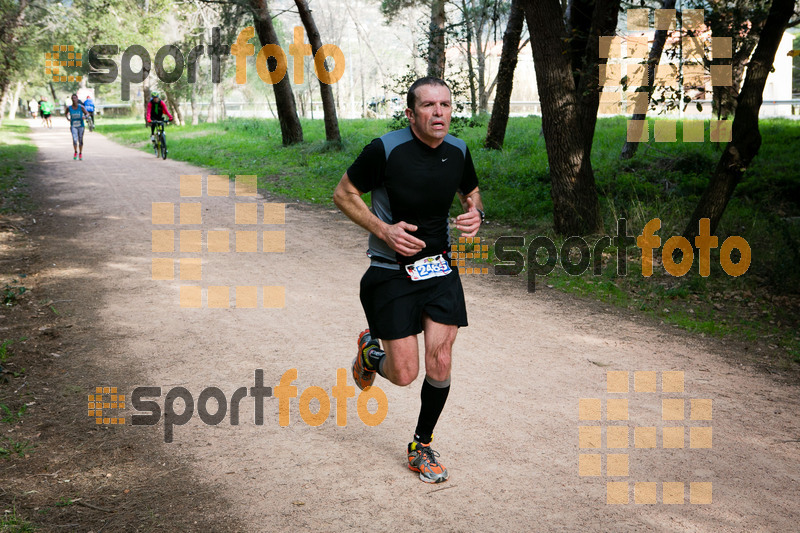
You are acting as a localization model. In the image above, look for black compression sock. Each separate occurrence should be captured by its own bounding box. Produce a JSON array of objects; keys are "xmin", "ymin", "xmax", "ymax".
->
[
  {"xmin": 414, "ymin": 375, "xmax": 451, "ymax": 444},
  {"xmin": 365, "ymin": 346, "xmax": 385, "ymax": 372}
]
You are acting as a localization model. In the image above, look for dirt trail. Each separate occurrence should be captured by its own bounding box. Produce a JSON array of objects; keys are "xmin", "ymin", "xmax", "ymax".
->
[{"xmin": 20, "ymin": 120, "xmax": 800, "ymax": 531}]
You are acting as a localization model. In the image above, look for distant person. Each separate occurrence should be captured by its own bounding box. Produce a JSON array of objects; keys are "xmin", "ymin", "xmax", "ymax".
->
[
  {"xmin": 66, "ymin": 94, "xmax": 89, "ymax": 160},
  {"xmin": 83, "ymin": 95, "xmax": 96, "ymax": 124},
  {"xmin": 28, "ymin": 99, "xmax": 37, "ymax": 119},
  {"xmin": 145, "ymin": 92, "xmax": 173, "ymax": 145},
  {"xmin": 39, "ymin": 97, "xmax": 53, "ymax": 128}
]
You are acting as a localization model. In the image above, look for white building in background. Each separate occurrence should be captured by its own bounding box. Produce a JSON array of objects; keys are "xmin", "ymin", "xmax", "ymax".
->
[
  {"xmin": 493, "ymin": 28, "xmax": 796, "ymax": 118},
  {"xmin": 761, "ymin": 32, "xmax": 794, "ymax": 117}
]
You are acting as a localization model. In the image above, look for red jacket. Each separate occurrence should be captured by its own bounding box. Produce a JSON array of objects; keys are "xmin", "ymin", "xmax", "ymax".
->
[{"xmin": 146, "ymin": 99, "xmax": 174, "ymax": 123}]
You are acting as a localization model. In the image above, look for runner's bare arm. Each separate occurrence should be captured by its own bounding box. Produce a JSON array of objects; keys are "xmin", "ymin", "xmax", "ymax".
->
[
  {"xmin": 333, "ymin": 172, "xmax": 426, "ymax": 256},
  {"xmin": 455, "ymin": 187, "xmax": 483, "ymax": 238}
]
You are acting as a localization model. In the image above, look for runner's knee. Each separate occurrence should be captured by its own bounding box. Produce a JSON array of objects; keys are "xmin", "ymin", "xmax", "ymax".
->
[
  {"xmin": 389, "ymin": 358, "xmax": 419, "ymax": 386},
  {"xmin": 383, "ymin": 351, "xmax": 419, "ymax": 386},
  {"xmin": 425, "ymin": 342, "xmax": 452, "ymax": 381}
]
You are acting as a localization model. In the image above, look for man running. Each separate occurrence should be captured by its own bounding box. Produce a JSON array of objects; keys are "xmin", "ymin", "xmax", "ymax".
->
[
  {"xmin": 66, "ymin": 94, "xmax": 89, "ymax": 160},
  {"xmin": 333, "ymin": 77, "xmax": 484, "ymax": 484},
  {"xmin": 39, "ymin": 97, "xmax": 53, "ymax": 128},
  {"xmin": 145, "ymin": 92, "xmax": 173, "ymax": 145}
]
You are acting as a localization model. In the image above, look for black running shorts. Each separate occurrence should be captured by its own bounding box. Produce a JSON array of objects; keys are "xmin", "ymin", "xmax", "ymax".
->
[{"xmin": 359, "ymin": 265, "xmax": 468, "ymax": 340}]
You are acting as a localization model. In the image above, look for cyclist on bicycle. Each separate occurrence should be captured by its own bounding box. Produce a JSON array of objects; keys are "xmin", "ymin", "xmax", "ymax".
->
[
  {"xmin": 145, "ymin": 92, "xmax": 173, "ymax": 145},
  {"xmin": 66, "ymin": 93, "xmax": 89, "ymax": 160},
  {"xmin": 83, "ymin": 95, "xmax": 96, "ymax": 127}
]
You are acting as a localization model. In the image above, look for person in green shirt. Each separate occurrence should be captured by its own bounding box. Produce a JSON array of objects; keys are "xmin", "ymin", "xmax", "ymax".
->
[{"xmin": 39, "ymin": 97, "xmax": 53, "ymax": 128}]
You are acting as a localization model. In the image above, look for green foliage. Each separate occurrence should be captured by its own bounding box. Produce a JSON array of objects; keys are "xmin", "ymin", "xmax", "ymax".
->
[
  {"xmin": 0, "ymin": 505, "xmax": 36, "ymax": 531},
  {"xmin": 379, "ymin": 0, "xmax": 420, "ymax": 23},
  {"xmin": 2, "ymin": 282, "xmax": 27, "ymax": 307},
  {"xmin": 0, "ymin": 436, "xmax": 32, "ymax": 458},
  {"xmin": 794, "ymin": 34, "xmax": 800, "ymax": 94},
  {"xmin": 0, "ymin": 403, "xmax": 27, "ymax": 424},
  {"xmin": 0, "ymin": 124, "xmax": 35, "ymax": 214},
  {"xmin": 54, "ymin": 498, "xmax": 73, "ymax": 508},
  {"xmin": 0, "ymin": 339, "xmax": 12, "ymax": 363}
]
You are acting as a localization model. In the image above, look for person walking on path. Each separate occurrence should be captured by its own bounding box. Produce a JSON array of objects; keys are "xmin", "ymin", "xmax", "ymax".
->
[{"xmin": 65, "ymin": 94, "xmax": 89, "ymax": 160}]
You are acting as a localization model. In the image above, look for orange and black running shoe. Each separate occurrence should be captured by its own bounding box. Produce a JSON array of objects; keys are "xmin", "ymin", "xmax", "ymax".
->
[
  {"xmin": 408, "ymin": 440, "xmax": 449, "ymax": 483},
  {"xmin": 352, "ymin": 329, "xmax": 379, "ymax": 390}
]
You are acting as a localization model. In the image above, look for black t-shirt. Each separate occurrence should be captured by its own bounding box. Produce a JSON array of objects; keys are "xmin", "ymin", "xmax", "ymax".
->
[{"xmin": 347, "ymin": 127, "xmax": 479, "ymax": 267}]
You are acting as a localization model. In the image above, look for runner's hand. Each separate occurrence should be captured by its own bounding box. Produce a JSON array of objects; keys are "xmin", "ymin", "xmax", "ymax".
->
[
  {"xmin": 454, "ymin": 197, "xmax": 481, "ymax": 238},
  {"xmin": 383, "ymin": 221, "xmax": 425, "ymax": 256}
]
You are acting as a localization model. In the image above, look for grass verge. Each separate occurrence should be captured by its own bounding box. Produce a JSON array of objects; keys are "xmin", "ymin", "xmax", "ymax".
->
[
  {"xmin": 0, "ymin": 122, "xmax": 36, "ymax": 214},
  {"xmin": 98, "ymin": 115, "xmax": 800, "ymax": 371}
]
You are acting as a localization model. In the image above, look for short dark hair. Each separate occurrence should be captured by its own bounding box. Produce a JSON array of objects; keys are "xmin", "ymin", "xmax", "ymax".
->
[{"xmin": 407, "ymin": 77, "xmax": 450, "ymax": 110}]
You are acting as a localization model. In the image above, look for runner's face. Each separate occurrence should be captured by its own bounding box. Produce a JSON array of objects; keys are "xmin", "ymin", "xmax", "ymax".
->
[
  {"xmin": 406, "ymin": 84, "xmax": 451, "ymax": 148},
  {"xmin": 71, "ymin": 95, "xmax": 78, "ymax": 105}
]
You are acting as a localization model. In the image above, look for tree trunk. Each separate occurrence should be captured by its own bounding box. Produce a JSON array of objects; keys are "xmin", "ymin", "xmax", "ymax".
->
[
  {"xmin": 475, "ymin": 9, "xmax": 487, "ymax": 114},
  {"xmin": 620, "ymin": 0, "xmax": 676, "ymax": 159},
  {"xmin": 522, "ymin": 0, "xmax": 605, "ymax": 236},
  {"xmin": 485, "ymin": 0, "xmax": 524, "ymax": 150},
  {"xmin": 209, "ymin": 82, "xmax": 218, "ymax": 123},
  {"xmin": 294, "ymin": 0, "xmax": 341, "ymax": 144},
  {"xmin": 462, "ymin": 0, "xmax": 478, "ymax": 116},
  {"xmin": 712, "ymin": 39, "xmax": 757, "ymax": 119},
  {"xmin": 575, "ymin": 0, "xmax": 621, "ymax": 158},
  {"xmin": 191, "ymin": 81, "xmax": 199, "ymax": 125},
  {"xmin": 428, "ymin": 0, "xmax": 446, "ymax": 78},
  {"xmin": 250, "ymin": 0, "xmax": 303, "ymax": 145},
  {"xmin": 0, "ymin": 0, "xmax": 28, "ymax": 127},
  {"xmin": 143, "ymin": 86, "xmax": 152, "ymax": 119},
  {"xmin": 683, "ymin": 0, "xmax": 795, "ymax": 240},
  {"xmin": 0, "ymin": 84, "xmax": 10, "ymax": 127},
  {"xmin": 164, "ymin": 89, "xmax": 183, "ymax": 125},
  {"xmin": 566, "ymin": 0, "xmax": 593, "ymax": 91},
  {"xmin": 8, "ymin": 80, "xmax": 23, "ymax": 120}
]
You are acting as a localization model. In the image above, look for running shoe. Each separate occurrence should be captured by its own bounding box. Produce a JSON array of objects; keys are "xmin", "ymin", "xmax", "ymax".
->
[
  {"xmin": 352, "ymin": 329, "xmax": 379, "ymax": 390},
  {"xmin": 79, "ymin": 154, "xmax": 82, "ymax": 161},
  {"xmin": 408, "ymin": 440, "xmax": 449, "ymax": 483},
  {"xmin": 73, "ymin": 152, "xmax": 77, "ymax": 160}
]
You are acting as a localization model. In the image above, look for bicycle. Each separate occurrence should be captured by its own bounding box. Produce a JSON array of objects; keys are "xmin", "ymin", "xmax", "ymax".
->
[
  {"xmin": 86, "ymin": 114, "xmax": 95, "ymax": 132},
  {"xmin": 150, "ymin": 120, "xmax": 169, "ymax": 160}
]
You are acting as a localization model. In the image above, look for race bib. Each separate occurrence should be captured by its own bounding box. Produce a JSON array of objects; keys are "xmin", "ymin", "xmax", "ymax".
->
[{"xmin": 405, "ymin": 254, "xmax": 452, "ymax": 281}]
